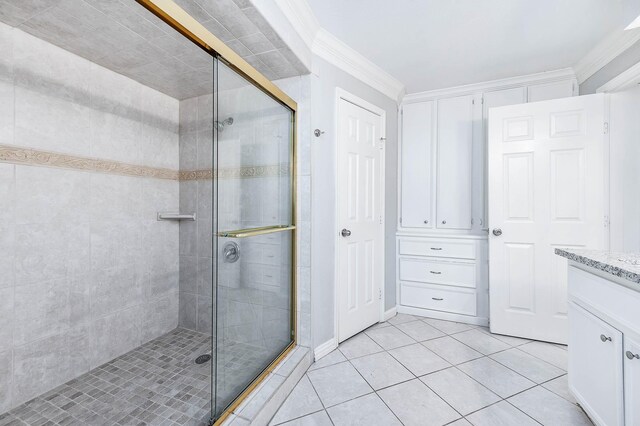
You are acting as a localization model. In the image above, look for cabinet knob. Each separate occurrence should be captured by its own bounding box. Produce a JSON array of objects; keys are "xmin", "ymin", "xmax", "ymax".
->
[
  {"xmin": 600, "ymin": 334, "xmax": 612, "ymax": 342},
  {"xmin": 626, "ymin": 351, "xmax": 640, "ymax": 360},
  {"xmin": 424, "ymin": 220, "xmax": 429, "ymax": 224},
  {"xmin": 492, "ymin": 228, "xmax": 503, "ymax": 237},
  {"xmin": 442, "ymin": 220, "xmax": 446, "ymax": 224}
]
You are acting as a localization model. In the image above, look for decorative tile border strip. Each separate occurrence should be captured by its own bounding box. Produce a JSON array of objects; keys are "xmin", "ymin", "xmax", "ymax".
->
[
  {"xmin": 0, "ymin": 144, "xmax": 179, "ymax": 180},
  {"xmin": 0, "ymin": 144, "xmax": 290, "ymax": 181},
  {"xmin": 179, "ymin": 164, "xmax": 290, "ymax": 181}
]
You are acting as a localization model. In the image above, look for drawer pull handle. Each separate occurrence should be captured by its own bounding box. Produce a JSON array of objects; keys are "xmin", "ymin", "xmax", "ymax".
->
[
  {"xmin": 430, "ymin": 247, "xmax": 443, "ymax": 251},
  {"xmin": 430, "ymin": 271, "xmax": 442, "ymax": 275},
  {"xmin": 432, "ymin": 297, "xmax": 444, "ymax": 301},
  {"xmin": 600, "ymin": 334, "xmax": 612, "ymax": 342},
  {"xmin": 626, "ymin": 351, "xmax": 640, "ymax": 360}
]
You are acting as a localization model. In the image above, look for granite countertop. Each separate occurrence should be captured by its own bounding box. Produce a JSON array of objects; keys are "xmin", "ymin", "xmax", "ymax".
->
[{"xmin": 555, "ymin": 248, "xmax": 640, "ymax": 284}]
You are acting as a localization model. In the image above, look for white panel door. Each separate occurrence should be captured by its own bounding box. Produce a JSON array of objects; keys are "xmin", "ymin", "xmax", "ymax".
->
[
  {"xmin": 488, "ymin": 94, "xmax": 606, "ymax": 343},
  {"xmin": 568, "ymin": 302, "xmax": 624, "ymax": 426},
  {"xmin": 337, "ymin": 98, "xmax": 383, "ymax": 342},
  {"xmin": 625, "ymin": 337, "xmax": 640, "ymax": 426},
  {"xmin": 401, "ymin": 101, "xmax": 434, "ymax": 228},
  {"xmin": 437, "ymin": 95, "xmax": 474, "ymax": 230},
  {"xmin": 528, "ymin": 80, "xmax": 575, "ymax": 103},
  {"xmin": 482, "ymin": 88, "xmax": 527, "ymax": 226}
]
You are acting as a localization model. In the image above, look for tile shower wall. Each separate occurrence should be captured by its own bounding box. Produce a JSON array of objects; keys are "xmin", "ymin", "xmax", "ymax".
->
[
  {"xmin": 0, "ymin": 23, "xmax": 180, "ymax": 413},
  {"xmin": 178, "ymin": 93, "xmax": 215, "ymax": 333}
]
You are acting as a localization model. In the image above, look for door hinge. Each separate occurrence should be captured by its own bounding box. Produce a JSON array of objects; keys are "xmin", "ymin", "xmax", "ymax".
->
[
  {"xmin": 379, "ymin": 215, "xmax": 383, "ymax": 225},
  {"xmin": 399, "ymin": 217, "xmax": 402, "ymax": 225},
  {"xmin": 604, "ymin": 122, "xmax": 609, "ymax": 134},
  {"xmin": 378, "ymin": 288, "xmax": 382, "ymax": 300},
  {"xmin": 604, "ymin": 215, "xmax": 610, "ymax": 228},
  {"xmin": 472, "ymin": 99, "xmax": 475, "ymax": 105}
]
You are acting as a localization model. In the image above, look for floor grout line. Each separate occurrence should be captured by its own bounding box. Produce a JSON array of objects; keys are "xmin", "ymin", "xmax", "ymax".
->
[{"xmin": 273, "ymin": 315, "xmax": 582, "ymax": 426}]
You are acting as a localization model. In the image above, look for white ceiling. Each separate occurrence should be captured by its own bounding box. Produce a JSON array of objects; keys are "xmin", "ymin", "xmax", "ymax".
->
[{"xmin": 307, "ymin": 0, "xmax": 640, "ymax": 93}]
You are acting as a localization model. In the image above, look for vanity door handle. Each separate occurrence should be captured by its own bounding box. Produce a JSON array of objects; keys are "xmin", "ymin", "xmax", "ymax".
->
[
  {"xmin": 430, "ymin": 271, "xmax": 442, "ymax": 275},
  {"xmin": 600, "ymin": 334, "xmax": 612, "ymax": 342},
  {"xmin": 432, "ymin": 297, "xmax": 443, "ymax": 301},
  {"xmin": 430, "ymin": 247, "xmax": 442, "ymax": 251},
  {"xmin": 626, "ymin": 351, "xmax": 640, "ymax": 360}
]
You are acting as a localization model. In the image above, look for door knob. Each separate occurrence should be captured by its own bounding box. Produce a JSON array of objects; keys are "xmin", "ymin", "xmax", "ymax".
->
[
  {"xmin": 341, "ymin": 229, "xmax": 352, "ymax": 237},
  {"xmin": 492, "ymin": 228, "xmax": 503, "ymax": 236},
  {"xmin": 626, "ymin": 351, "xmax": 639, "ymax": 360},
  {"xmin": 600, "ymin": 334, "xmax": 612, "ymax": 342}
]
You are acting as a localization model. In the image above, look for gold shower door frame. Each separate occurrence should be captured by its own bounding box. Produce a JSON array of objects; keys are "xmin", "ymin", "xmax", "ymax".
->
[{"xmin": 134, "ymin": 1, "xmax": 298, "ymax": 424}]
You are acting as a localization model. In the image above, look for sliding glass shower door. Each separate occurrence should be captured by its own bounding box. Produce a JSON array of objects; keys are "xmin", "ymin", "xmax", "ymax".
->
[{"xmin": 212, "ymin": 58, "xmax": 296, "ymax": 421}]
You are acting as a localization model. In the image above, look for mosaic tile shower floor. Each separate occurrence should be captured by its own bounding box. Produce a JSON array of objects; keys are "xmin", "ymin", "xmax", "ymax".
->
[{"xmin": 0, "ymin": 329, "xmax": 213, "ymax": 426}]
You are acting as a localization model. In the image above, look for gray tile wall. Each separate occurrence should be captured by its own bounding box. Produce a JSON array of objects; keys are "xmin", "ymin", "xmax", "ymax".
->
[
  {"xmin": 178, "ymin": 93, "xmax": 216, "ymax": 333},
  {"xmin": 0, "ymin": 23, "xmax": 180, "ymax": 413},
  {"xmin": 0, "ymin": 0, "xmax": 308, "ymax": 100}
]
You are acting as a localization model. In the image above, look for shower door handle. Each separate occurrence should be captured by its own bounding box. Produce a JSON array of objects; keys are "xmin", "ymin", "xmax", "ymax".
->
[{"xmin": 341, "ymin": 229, "xmax": 352, "ymax": 237}]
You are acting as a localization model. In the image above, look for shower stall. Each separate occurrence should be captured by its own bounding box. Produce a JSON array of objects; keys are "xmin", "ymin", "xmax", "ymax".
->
[{"xmin": 0, "ymin": 0, "xmax": 297, "ymax": 424}]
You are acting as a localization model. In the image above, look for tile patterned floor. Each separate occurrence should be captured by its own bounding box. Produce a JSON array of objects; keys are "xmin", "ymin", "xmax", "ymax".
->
[
  {"xmin": 270, "ymin": 315, "xmax": 594, "ymax": 426},
  {"xmin": 0, "ymin": 329, "xmax": 213, "ymax": 426}
]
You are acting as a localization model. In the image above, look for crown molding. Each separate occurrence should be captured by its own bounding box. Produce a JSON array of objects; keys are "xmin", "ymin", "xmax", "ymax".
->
[
  {"xmin": 313, "ymin": 29, "xmax": 406, "ymax": 102},
  {"xmin": 574, "ymin": 28, "xmax": 640, "ymax": 84},
  {"xmin": 403, "ymin": 68, "xmax": 576, "ymax": 103},
  {"xmin": 274, "ymin": 0, "xmax": 406, "ymax": 102},
  {"xmin": 597, "ymin": 61, "xmax": 640, "ymax": 93}
]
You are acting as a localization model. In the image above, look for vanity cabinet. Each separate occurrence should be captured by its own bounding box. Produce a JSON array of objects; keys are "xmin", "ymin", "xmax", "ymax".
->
[
  {"xmin": 625, "ymin": 337, "xmax": 640, "ymax": 425},
  {"xmin": 569, "ymin": 301, "xmax": 624, "ymax": 426},
  {"xmin": 567, "ymin": 265, "xmax": 640, "ymax": 426}
]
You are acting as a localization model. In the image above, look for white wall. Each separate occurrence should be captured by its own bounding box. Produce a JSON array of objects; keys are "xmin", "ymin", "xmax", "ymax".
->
[
  {"xmin": 609, "ymin": 86, "xmax": 640, "ymax": 252},
  {"xmin": 310, "ymin": 57, "xmax": 398, "ymax": 348}
]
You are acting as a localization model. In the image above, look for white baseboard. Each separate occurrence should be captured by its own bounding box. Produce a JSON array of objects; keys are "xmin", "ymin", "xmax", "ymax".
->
[
  {"xmin": 397, "ymin": 305, "xmax": 489, "ymax": 327},
  {"xmin": 314, "ymin": 338, "xmax": 337, "ymax": 361},
  {"xmin": 383, "ymin": 306, "xmax": 398, "ymax": 321}
]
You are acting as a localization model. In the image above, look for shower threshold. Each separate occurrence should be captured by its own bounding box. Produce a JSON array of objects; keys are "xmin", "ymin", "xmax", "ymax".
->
[{"xmin": 0, "ymin": 329, "xmax": 212, "ymax": 426}]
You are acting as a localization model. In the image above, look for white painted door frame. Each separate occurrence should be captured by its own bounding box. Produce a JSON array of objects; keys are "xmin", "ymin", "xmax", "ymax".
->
[{"xmin": 334, "ymin": 88, "xmax": 386, "ymax": 345}]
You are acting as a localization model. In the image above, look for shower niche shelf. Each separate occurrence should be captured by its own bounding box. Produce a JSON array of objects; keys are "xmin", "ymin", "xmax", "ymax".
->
[{"xmin": 157, "ymin": 212, "xmax": 197, "ymax": 221}]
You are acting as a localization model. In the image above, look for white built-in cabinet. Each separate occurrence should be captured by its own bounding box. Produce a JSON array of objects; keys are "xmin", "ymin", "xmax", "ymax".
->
[
  {"xmin": 568, "ymin": 265, "xmax": 640, "ymax": 426},
  {"xmin": 397, "ymin": 72, "xmax": 577, "ymax": 324},
  {"xmin": 436, "ymin": 95, "xmax": 474, "ymax": 230},
  {"xmin": 400, "ymin": 101, "xmax": 433, "ymax": 228}
]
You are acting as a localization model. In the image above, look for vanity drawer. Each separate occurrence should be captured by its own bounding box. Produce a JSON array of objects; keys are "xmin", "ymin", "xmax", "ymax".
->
[
  {"xmin": 399, "ymin": 258, "xmax": 475, "ymax": 288},
  {"xmin": 399, "ymin": 239, "xmax": 475, "ymax": 260},
  {"xmin": 400, "ymin": 282, "xmax": 477, "ymax": 316}
]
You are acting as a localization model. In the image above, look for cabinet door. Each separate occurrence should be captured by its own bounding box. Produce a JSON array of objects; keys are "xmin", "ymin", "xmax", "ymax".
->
[
  {"xmin": 625, "ymin": 337, "xmax": 640, "ymax": 426},
  {"xmin": 568, "ymin": 302, "xmax": 624, "ymax": 426},
  {"xmin": 528, "ymin": 80, "xmax": 575, "ymax": 102},
  {"xmin": 401, "ymin": 101, "xmax": 434, "ymax": 228},
  {"xmin": 436, "ymin": 95, "xmax": 473, "ymax": 230}
]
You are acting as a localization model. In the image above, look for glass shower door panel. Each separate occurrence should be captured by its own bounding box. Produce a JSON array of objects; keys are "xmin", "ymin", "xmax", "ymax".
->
[{"xmin": 213, "ymin": 60, "xmax": 294, "ymax": 419}]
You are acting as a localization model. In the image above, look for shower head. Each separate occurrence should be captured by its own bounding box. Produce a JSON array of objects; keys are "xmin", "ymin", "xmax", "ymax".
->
[{"xmin": 215, "ymin": 117, "xmax": 234, "ymax": 131}]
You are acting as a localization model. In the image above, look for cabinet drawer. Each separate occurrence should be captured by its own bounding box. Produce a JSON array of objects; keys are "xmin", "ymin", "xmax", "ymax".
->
[
  {"xmin": 399, "ymin": 258, "xmax": 475, "ymax": 288},
  {"xmin": 400, "ymin": 282, "xmax": 477, "ymax": 316},
  {"xmin": 399, "ymin": 239, "xmax": 475, "ymax": 259}
]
